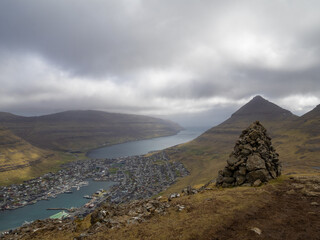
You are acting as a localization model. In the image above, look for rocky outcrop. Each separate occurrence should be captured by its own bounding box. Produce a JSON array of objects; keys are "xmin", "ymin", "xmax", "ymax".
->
[
  {"xmin": 89, "ymin": 198, "xmax": 170, "ymax": 230},
  {"xmin": 216, "ymin": 121, "xmax": 281, "ymax": 187}
]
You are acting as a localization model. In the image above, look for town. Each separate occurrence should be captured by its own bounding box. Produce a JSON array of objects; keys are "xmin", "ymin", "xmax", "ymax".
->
[{"xmin": 0, "ymin": 152, "xmax": 189, "ymax": 216}]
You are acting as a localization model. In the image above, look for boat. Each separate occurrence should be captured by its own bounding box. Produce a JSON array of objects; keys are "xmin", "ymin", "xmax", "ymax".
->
[
  {"xmin": 64, "ymin": 190, "xmax": 73, "ymax": 194},
  {"xmin": 77, "ymin": 186, "xmax": 80, "ymax": 191},
  {"xmin": 79, "ymin": 181, "xmax": 89, "ymax": 186},
  {"xmin": 83, "ymin": 195, "xmax": 93, "ymax": 199}
]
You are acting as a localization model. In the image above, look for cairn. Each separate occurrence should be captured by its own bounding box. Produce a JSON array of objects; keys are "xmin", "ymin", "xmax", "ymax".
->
[{"xmin": 216, "ymin": 121, "xmax": 281, "ymax": 187}]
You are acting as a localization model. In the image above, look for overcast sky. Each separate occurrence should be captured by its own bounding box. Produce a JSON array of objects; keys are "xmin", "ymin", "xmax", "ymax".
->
[{"xmin": 0, "ymin": 0, "xmax": 319, "ymax": 125}]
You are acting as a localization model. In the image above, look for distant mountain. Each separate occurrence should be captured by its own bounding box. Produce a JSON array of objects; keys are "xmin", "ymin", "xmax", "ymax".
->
[
  {"xmin": 299, "ymin": 104, "xmax": 320, "ymax": 119},
  {"xmin": 165, "ymin": 96, "xmax": 320, "ymax": 192},
  {"xmin": 228, "ymin": 95, "xmax": 296, "ymax": 121},
  {"xmin": 293, "ymin": 104, "xmax": 320, "ymax": 135},
  {"xmin": 199, "ymin": 95, "xmax": 297, "ymax": 139},
  {"xmin": 0, "ymin": 110, "xmax": 182, "ymax": 152},
  {"xmin": 215, "ymin": 95, "xmax": 297, "ymax": 132}
]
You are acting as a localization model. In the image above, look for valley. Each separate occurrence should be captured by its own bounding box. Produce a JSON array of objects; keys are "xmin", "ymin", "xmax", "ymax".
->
[{"xmin": 0, "ymin": 110, "xmax": 183, "ymax": 185}]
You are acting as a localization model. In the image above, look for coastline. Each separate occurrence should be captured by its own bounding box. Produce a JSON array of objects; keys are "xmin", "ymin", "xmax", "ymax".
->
[{"xmin": 85, "ymin": 129, "xmax": 182, "ymax": 158}]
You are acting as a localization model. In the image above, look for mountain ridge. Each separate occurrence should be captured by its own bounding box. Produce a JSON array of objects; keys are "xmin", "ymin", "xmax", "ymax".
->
[{"xmin": 0, "ymin": 110, "xmax": 183, "ymax": 152}]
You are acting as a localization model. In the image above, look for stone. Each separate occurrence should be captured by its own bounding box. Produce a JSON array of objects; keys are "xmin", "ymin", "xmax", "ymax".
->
[
  {"xmin": 222, "ymin": 177, "xmax": 235, "ymax": 184},
  {"xmin": 227, "ymin": 156, "xmax": 238, "ymax": 166},
  {"xmin": 221, "ymin": 182, "xmax": 233, "ymax": 188},
  {"xmin": 234, "ymin": 145, "xmax": 240, "ymax": 154},
  {"xmin": 243, "ymin": 144, "xmax": 253, "ymax": 151},
  {"xmin": 182, "ymin": 185, "xmax": 197, "ymax": 195},
  {"xmin": 216, "ymin": 174, "xmax": 223, "ymax": 184},
  {"xmin": 250, "ymin": 227, "xmax": 262, "ymax": 235},
  {"xmin": 246, "ymin": 154, "xmax": 266, "ymax": 171},
  {"xmin": 239, "ymin": 166, "xmax": 247, "ymax": 175},
  {"xmin": 222, "ymin": 167, "xmax": 233, "ymax": 177},
  {"xmin": 286, "ymin": 189, "xmax": 296, "ymax": 195},
  {"xmin": 246, "ymin": 169, "xmax": 269, "ymax": 183},
  {"xmin": 236, "ymin": 175, "xmax": 246, "ymax": 185},
  {"xmin": 249, "ymin": 130, "xmax": 260, "ymax": 140},
  {"xmin": 253, "ymin": 179, "xmax": 262, "ymax": 187},
  {"xmin": 269, "ymin": 170, "xmax": 277, "ymax": 179},
  {"xmin": 241, "ymin": 148, "xmax": 251, "ymax": 156}
]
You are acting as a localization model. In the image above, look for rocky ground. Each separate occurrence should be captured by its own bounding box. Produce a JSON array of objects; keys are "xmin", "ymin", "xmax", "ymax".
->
[{"xmin": 2, "ymin": 174, "xmax": 319, "ymax": 240}]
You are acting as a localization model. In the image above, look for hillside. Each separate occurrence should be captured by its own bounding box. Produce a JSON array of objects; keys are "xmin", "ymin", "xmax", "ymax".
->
[
  {"xmin": 292, "ymin": 104, "xmax": 320, "ymax": 135},
  {"xmin": 0, "ymin": 127, "xmax": 64, "ymax": 185},
  {"xmin": 164, "ymin": 96, "xmax": 320, "ymax": 192},
  {"xmin": 0, "ymin": 110, "xmax": 182, "ymax": 152}
]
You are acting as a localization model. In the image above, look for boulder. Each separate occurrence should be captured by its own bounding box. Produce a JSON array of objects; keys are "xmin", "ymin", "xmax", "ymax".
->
[
  {"xmin": 227, "ymin": 156, "xmax": 238, "ymax": 166},
  {"xmin": 246, "ymin": 154, "xmax": 266, "ymax": 171}
]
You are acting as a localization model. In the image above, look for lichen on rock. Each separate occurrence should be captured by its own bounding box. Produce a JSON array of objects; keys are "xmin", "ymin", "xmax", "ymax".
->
[{"xmin": 216, "ymin": 121, "xmax": 281, "ymax": 187}]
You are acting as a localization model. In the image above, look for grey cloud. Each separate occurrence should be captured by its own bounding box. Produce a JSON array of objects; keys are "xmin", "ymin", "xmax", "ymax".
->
[
  {"xmin": 0, "ymin": 0, "xmax": 320, "ymax": 121},
  {"xmin": 0, "ymin": 0, "xmax": 216, "ymax": 77}
]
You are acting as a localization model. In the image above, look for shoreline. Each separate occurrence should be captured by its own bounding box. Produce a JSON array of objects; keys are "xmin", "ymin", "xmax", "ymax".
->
[{"xmin": 85, "ymin": 129, "xmax": 182, "ymax": 158}]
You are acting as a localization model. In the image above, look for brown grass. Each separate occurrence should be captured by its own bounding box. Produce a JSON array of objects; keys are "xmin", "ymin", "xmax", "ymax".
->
[{"xmin": 18, "ymin": 174, "xmax": 320, "ymax": 240}]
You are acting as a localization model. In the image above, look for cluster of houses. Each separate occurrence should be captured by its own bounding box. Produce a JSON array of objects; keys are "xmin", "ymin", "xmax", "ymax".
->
[
  {"xmin": 104, "ymin": 152, "xmax": 189, "ymax": 203},
  {"xmin": 0, "ymin": 170, "xmax": 89, "ymax": 210},
  {"xmin": 0, "ymin": 151, "xmax": 189, "ymax": 214}
]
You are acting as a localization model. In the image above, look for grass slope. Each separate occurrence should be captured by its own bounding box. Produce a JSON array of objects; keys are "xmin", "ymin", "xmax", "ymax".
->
[{"xmin": 0, "ymin": 127, "xmax": 76, "ymax": 185}]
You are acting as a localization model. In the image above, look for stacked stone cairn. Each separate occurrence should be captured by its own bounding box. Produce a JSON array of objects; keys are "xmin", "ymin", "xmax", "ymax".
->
[{"xmin": 216, "ymin": 121, "xmax": 281, "ymax": 187}]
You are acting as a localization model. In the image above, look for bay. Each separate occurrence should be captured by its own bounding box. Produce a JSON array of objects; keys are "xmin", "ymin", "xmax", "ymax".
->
[{"xmin": 87, "ymin": 127, "xmax": 207, "ymax": 159}]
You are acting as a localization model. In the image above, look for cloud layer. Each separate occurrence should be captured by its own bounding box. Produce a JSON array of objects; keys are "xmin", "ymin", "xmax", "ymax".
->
[{"xmin": 0, "ymin": 0, "xmax": 319, "ymax": 120}]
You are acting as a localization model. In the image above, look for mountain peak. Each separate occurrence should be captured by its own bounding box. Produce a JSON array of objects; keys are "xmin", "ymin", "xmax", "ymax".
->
[
  {"xmin": 252, "ymin": 95, "xmax": 264, "ymax": 100},
  {"xmin": 229, "ymin": 96, "xmax": 296, "ymax": 122}
]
